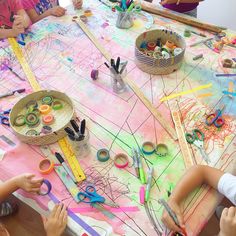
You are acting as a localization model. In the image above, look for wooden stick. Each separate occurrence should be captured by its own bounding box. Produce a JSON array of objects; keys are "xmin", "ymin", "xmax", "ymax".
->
[
  {"xmin": 140, "ymin": 1, "xmax": 222, "ymax": 33},
  {"xmin": 74, "ymin": 19, "xmax": 178, "ymax": 140}
]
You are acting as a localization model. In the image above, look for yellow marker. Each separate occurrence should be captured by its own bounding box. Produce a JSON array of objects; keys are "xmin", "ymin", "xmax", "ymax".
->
[
  {"xmin": 160, "ymin": 83, "xmax": 212, "ymax": 102},
  {"xmin": 58, "ymin": 138, "xmax": 86, "ymax": 182},
  {"xmin": 228, "ymin": 81, "xmax": 234, "ymax": 93},
  {"xmin": 197, "ymin": 93, "xmax": 213, "ymax": 98}
]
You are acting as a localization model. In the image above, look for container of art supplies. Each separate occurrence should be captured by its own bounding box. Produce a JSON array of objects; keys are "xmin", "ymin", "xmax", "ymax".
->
[
  {"xmin": 68, "ymin": 128, "xmax": 91, "ymax": 158},
  {"xmin": 9, "ymin": 90, "xmax": 75, "ymax": 145},
  {"xmin": 135, "ymin": 29, "xmax": 186, "ymax": 75},
  {"xmin": 116, "ymin": 11, "xmax": 133, "ymax": 29},
  {"xmin": 110, "ymin": 63, "xmax": 127, "ymax": 93}
]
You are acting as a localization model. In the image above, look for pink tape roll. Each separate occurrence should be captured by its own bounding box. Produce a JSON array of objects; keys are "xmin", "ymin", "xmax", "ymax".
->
[
  {"xmin": 139, "ymin": 186, "xmax": 145, "ymax": 205},
  {"xmin": 114, "ymin": 153, "xmax": 129, "ymax": 169}
]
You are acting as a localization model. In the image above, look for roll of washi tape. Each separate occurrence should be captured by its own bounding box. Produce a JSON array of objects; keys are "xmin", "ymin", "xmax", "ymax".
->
[
  {"xmin": 91, "ymin": 69, "xmax": 99, "ymax": 80},
  {"xmin": 39, "ymin": 159, "xmax": 54, "ymax": 174},
  {"xmin": 27, "ymin": 107, "xmax": 40, "ymax": 116},
  {"xmin": 147, "ymin": 42, "xmax": 156, "ymax": 51},
  {"xmin": 154, "ymin": 46, "xmax": 161, "ymax": 52},
  {"xmin": 39, "ymin": 104, "xmax": 51, "ymax": 115},
  {"xmin": 173, "ymin": 48, "xmax": 183, "ymax": 56},
  {"xmin": 156, "ymin": 38, "xmax": 162, "ymax": 47},
  {"xmin": 140, "ymin": 41, "xmax": 147, "ymax": 49},
  {"xmin": 162, "ymin": 50, "xmax": 170, "ymax": 59},
  {"xmin": 84, "ymin": 9, "xmax": 92, "ymax": 17},
  {"xmin": 184, "ymin": 29, "xmax": 191, "ymax": 37},
  {"xmin": 222, "ymin": 59, "xmax": 234, "ymax": 68},
  {"xmin": 25, "ymin": 112, "xmax": 39, "ymax": 127},
  {"xmin": 139, "ymin": 186, "xmax": 145, "ymax": 205},
  {"xmin": 52, "ymin": 100, "xmax": 63, "ymax": 110},
  {"xmin": 165, "ymin": 40, "xmax": 175, "ymax": 49},
  {"xmin": 42, "ymin": 114, "xmax": 54, "ymax": 125},
  {"xmin": 41, "ymin": 125, "xmax": 52, "ymax": 134},
  {"xmin": 14, "ymin": 114, "xmax": 25, "ymax": 126},
  {"xmin": 25, "ymin": 129, "xmax": 38, "ymax": 136},
  {"xmin": 42, "ymin": 96, "xmax": 54, "ymax": 105},
  {"xmin": 80, "ymin": 15, "xmax": 88, "ymax": 23},
  {"xmin": 97, "ymin": 148, "xmax": 110, "ymax": 162},
  {"xmin": 142, "ymin": 141, "xmax": 156, "ymax": 155},
  {"xmin": 153, "ymin": 51, "xmax": 162, "ymax": 59},
  {"xmin": 39, "ymin": 179, "xmax": 52, "ymax": 196},
  {"xmin": 26, "ymin": 100, "xmax": 38, "ymax": 109},
  {"xmin": 161, "ymin": 46, "xmax": 171, "ymax": 54},
  {"xmin": 156, "ymin": 144, "xmax": 168, "ymax": 157},
  {"xmin": 114, "ymin": 153, "xmax": 129, "ymax": 168}
]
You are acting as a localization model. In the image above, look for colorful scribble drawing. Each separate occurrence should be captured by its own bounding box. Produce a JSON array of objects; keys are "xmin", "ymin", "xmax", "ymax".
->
[{"xmin": 0, "ymin": 0, "xmax": 236, "ymax": 235}]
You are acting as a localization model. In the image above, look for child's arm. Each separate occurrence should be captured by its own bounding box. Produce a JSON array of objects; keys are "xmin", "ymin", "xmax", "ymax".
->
[
  {"xmin": 0, "ymin": 173, "xmax": 43, "ymax": 202},
  {"xmin": 26, "ymin": 6, "xmax": 66, "ymax": 23},
  {"xmin": 161, "ymin": 165, "xmax": 224, "ymax": 232},
  {"xmin": 72, "ymin": 0, "xmax": 83, "ymax": 9},
  {"xmin": 16, "ymin": 9, "xmax": 31, "ymax": 28},
  {"xmin": 160, "ymin": 0, "xmax": 202, "ymax": 4}
]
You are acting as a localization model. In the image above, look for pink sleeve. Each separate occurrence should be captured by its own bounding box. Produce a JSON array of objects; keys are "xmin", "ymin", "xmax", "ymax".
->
[
  {"xmin": 22, "ymin": 0, "xmax": 38, "ymax": 10},
  {"xmin": 14, "ymin": 0, "xmax": 23, "ymax": 11}
]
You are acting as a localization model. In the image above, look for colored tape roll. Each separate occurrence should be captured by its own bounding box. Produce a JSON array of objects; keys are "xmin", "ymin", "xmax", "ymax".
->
[
  {"xmin": 114, "ymin": 153, "xmax": 129, "ymax": 168},
  {"xmin": 39, "ymin": 159, "xmax": 54, "ymax": 174},
  {"xmin": 91, "ymin": 69, "xmax": 99, "ymax": 80},
  {"xmin": 147, "ymin": 42, "xmax": 156, "ymax": 51},
  {"xmin": 25, "ymin": 112, "xmax": 39, "ymax": 126},
  {"xmin": 173, "ymin": 48, "xmax": 183, "ymax": 56},
  {"xmin": 184, "ymin": 29, "xmax": 191, "ymax": 37},
  {"xmin": 41, "ymin": 125, "xmax": 52, "ymax": 134},
  {"xmin": 161, "ymin": 50, "xmax": 170, "ymax": 59},
  {"xmin": 84, "ymin": 9, "xmax": 92, "ymax": 17},
  {"xmin": 80, "ymin": 15, "xmax": 88, "ymax": 23},
  {"xmin": 52, "ymin": 100, "xmax": 63, "ymax": 110},
  {"xmin": 142, "ymin": 141, "xmax": 156, "ymax": 155},
  {"xmin": 14, "ymin": 114, "xmax": 25, "ymax": 126},
  {"xmin": 222, "ymin": 59, "xmax": 234, "ymax": 68},
  {"xmin": 156, "ymin": 144, "xmax": 168, "ymax": 157},
  {"xmin": 42, "ymin": 114, "xmax": 54, "ymax": 125},
  {"xmin": 39, "ymin": 104, "xmax": 51, "ymax": 115},
  {"xmin": 165, "ymin": 40, "xmax": 175, "ymax": 49},
  {"xmin": 39, "ymin": 179, "xmax": 52, "ymax": 196},
  {"xmin": 42, "ymin": 96, "xmax": 53, "ymax": 105},
  {"xmin": 25, "ymin": 129, "xmax": 38, "ymax": 136},
  {"xmin": 97, "ymin": 149, "xmax": 110, "ymax": 162}
]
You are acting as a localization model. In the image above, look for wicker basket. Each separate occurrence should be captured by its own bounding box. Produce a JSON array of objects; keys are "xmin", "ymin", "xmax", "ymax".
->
[
  {"xmin": 9, "ymin": 90, "xmax": 75, "ymax": 145},
  {"xmin": 135, "ymin": 29, "xmax": 186, "ymax": 75}
]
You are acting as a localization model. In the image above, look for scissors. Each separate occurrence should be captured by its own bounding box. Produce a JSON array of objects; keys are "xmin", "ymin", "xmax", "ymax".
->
[
  {"xmin": 206, "ymin": 105, "xmax": 225, "ymax": 128},
  {"xmin": 185, "ymin": 129, "xmax": 210, "ymax": 164},
  {"xmin": 0, "ymin": 109, "xmax": 11, "ymax": 126},
  {"xmin": 78, "ymin": 185, "xmax": 119, "ymax": 208}
]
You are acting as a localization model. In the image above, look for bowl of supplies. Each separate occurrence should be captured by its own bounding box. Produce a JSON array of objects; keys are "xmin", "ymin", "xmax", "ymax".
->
[
  {"xmin": 135, "ymin": 29, "xmax": 186, "ymax": 75},
  {"xmin": 9, "ymin": 90, "xmax": 75, "ymax": 145}
]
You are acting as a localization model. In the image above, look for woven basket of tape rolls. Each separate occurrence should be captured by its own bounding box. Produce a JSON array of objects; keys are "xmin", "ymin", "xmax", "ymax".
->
[
  {"xmin": 135, "ymin": 29, "xmax": 186, "ymax": 75},
  {"xmin": 9, "ymin": 90, "xmax": 75, "ymax": 145}
]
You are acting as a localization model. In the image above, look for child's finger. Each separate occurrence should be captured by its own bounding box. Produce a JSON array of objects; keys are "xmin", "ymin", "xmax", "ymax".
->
[
  {"xmin": 55, "ymin": 203, "xmax": 63, "ymax": 219},
  {"xmin": 30, "ymin": 187, "xmax": 41, "ymax": 193},
  {"xmin": 51, "ymin": 204, "xmax": 59, "ymax": 217},
  {"xmin": 59, "ymin": 204, "xmax": 67, "ymax": 219},
  {"xmin": 163, "ymin": 215, "xmax": 182, "ymax": 232},
  {"xmin": 30, "ymin": 177, "xmax": 44, "ymax": 184},
  {"xmin": 177, "ymin": 213, "xmax": 185, "ymax": 228}
]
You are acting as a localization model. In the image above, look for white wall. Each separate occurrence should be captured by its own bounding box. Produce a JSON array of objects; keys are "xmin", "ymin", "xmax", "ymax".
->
[{"xmin": 198, "ymin": 0, "xmax": 236, "ymax": 31}]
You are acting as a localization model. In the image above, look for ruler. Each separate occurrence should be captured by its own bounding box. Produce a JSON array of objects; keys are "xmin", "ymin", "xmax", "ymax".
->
[
  {"xmin": 74, "ymin": 19, "xmax": 177, "ymax": 141},
  {"xmin": 8, "ymin": 37, "xmax": 86, "ymax": 184},
  {"xmin": 171, "ymin": 110, "xmax": 194, "ymax": 169},
  {"xmin": 8, "ymin": 38, "xmax": 41, "ymax": 91},
  {"xmin": 58, "ymin": 138, "xmax": 86, "ymax": 182}
]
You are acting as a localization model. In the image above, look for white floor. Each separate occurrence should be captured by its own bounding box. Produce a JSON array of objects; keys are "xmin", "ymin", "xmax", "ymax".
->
[{"xmin": 60, "ymin": 0, "xmax": 236, "ymax": 31}]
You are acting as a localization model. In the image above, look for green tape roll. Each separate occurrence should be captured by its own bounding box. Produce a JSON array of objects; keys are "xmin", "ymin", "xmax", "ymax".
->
[
  {"xmin": 25, "ymin": 112, "xmax": 39, "ymax": 127},
  {"xmin": 14, "ymin": 114, "xmax": 25, "ymax": 127},
  {"xmin": 42, "ymin": 96, "xmax": 53, "ymax": 105},
  {"xmin": 97, "ymin": 149, "xmax": 110, "ymax": 162}
]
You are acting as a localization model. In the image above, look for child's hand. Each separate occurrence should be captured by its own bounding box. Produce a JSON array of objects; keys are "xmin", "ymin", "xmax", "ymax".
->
[
  {"xmin": 14, "ymin": 173, "xmax": 43, "ymax": 193},
  {"xmin": 219, "ymin": 207, "xmax": 236, "ymax": 236},
  {"xmin": 73, "ymin": 0, "xmax": 83, "ymax": 9},
  {"xmin": 160, "ymin": 0, "xmax": 178, "ymax": 5},
  {"xmin": 12, "ymin": 16, "xmax": 25, "ymax": 36},
  {"xmin": 50, "ymin": 6, "xmax": 67, "ymax": 17},
  {"xmin": 43, "ymin": 203, "xmax": 67, "ymax": 236},
  {"xmin": 161, "ymin": 199, "xmax": 185, "ymax": 233}
]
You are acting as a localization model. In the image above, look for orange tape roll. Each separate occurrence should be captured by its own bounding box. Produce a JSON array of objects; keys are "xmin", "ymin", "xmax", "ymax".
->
[
  {"xmin": 39, "ymin": 159, "xmax": 54, "ymax": 174},
  {"xmin": 39, "ymin": 104, "xmax": 51, "ymax": 115},
  {"xmin": 165, "ymin": 40, "xmax": 175, "ymax": 49},
  {"xmin": 84, "ymin": 9, "xmax": 92, "ymax": 17},
  {"xmin": 42, "ymin": 114, "xmax": 54, "ymax": 125}
]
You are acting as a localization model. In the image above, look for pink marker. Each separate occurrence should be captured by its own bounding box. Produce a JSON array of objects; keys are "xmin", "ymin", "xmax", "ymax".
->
[{"xmin": 139, "ymin": 186, "xmax": 145, "ymax": 204}]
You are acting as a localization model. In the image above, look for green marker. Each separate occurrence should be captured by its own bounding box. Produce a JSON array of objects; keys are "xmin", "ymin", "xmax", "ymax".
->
[
  {"xmin": 145, "ymin": 167, "xmax": 154, "ymax": 201},
  {"xmin": 115, "ymin": 5, "xmax": 123, "ymax": 12},
  {"xmin": 127, "ymin": 2, "xmax": 134, "ymax": 12},
  {"xmin": 138, "ymin": 153, "xmax": 146, "ymax": 184}
]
